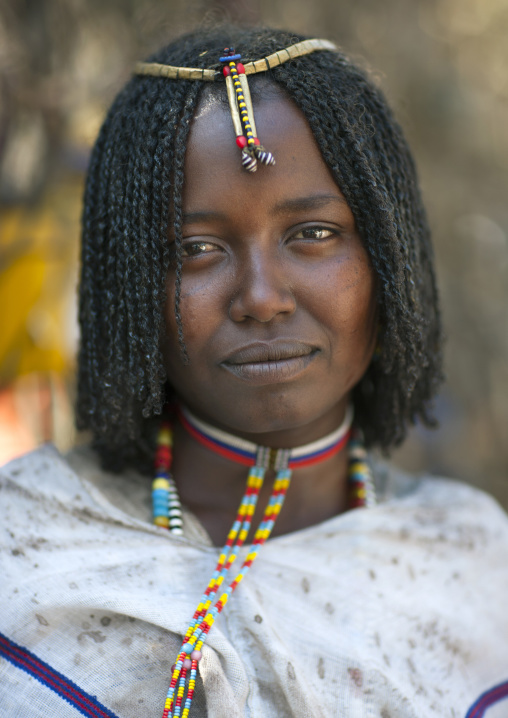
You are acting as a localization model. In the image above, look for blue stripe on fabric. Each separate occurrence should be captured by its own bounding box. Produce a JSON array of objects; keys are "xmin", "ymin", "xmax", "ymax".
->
[
  {"xmin": 0, "ymin": 631, "xmax": 120, "ymax": 718},
  {"xmin": 465, "ymin": 680, "xmax": 508, "ymax": 718}
]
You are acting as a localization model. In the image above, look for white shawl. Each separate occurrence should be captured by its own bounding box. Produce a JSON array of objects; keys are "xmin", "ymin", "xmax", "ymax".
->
[{"xmin": 1, "ymin": 444, "xmax": 508, "ymax": 717}]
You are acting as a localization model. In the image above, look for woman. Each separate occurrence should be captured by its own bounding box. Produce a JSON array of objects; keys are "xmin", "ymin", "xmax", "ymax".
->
[{"xmin": 1, "ymin": 25, "xmax": 508, "ymax": 718}]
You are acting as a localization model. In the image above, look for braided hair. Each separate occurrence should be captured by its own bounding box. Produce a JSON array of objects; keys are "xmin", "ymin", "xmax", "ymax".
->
[{"xmin": 77, "ymin": 25, "xmax": 443, "ymax": 472}]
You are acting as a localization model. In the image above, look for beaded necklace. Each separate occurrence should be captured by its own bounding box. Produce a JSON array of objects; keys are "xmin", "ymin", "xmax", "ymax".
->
[{"xmin": 152, "ymin": 407, "xmax": 375, "ymax": 718}]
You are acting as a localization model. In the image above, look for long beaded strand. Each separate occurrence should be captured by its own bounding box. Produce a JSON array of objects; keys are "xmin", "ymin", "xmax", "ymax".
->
[{"xmin": 153, "ymin": 410, "xmax": 375, "ymax": 717}]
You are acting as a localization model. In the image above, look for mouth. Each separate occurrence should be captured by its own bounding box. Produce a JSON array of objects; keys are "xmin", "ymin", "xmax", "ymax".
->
[{"xmin": 221, "ymin": 341, "xmax": 319, "ymax": 383}]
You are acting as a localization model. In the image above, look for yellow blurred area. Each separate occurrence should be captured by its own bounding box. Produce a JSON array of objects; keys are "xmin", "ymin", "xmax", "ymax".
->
[
  {"xmin": 0, "ymin": 179, "xmax": 81, "ymax": 381},
  {"xmin": 0, "ymin": 176, "xmax": 82, "ymax": 462}
]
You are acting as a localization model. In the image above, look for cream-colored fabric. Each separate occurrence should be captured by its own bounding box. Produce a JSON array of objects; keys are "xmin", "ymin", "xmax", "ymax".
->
[{"xmin": 1, "ymin": 444, "xmax": 508, "ymax": 717}]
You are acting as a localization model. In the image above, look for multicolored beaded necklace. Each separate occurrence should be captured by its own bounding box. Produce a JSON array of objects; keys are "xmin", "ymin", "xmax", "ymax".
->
[{"xmin": 152, "ymin": 406, "xmax": 376, "ymax": 718}]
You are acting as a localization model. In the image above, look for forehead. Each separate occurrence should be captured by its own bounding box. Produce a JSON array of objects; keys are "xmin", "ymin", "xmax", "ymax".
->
[{"xmin": 182, "ymin": 87, "xmax": 346, "ymax": 210}]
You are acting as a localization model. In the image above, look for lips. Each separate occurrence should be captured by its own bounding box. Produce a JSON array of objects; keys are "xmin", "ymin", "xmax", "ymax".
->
[{"xmin": 221, "ymin": 341, "xmax": 318, "ymax": 383}]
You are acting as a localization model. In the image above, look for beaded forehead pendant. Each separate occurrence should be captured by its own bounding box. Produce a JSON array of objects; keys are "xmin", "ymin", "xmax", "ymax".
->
[
  {"xmin": 135, "ymin": 38, "xmax": 337, "ymax": 172},
  {"xmin": 220, "ymin": 47, "xmax": 274, "ymax": 172}
]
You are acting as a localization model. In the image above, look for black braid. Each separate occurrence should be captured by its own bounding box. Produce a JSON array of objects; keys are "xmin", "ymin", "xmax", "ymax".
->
[
  {"xmin": 172, "ymin": 82, "xmax": 203, "ymax": 363},
  {"xmin": 78, "ymin": 25, "xmax": 443, "ymax": 471}
]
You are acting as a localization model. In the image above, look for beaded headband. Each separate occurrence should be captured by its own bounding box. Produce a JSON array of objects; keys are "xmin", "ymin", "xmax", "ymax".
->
[{"xmin": 134, "ymin": 38, "xmax": 337, "ymax": 172}]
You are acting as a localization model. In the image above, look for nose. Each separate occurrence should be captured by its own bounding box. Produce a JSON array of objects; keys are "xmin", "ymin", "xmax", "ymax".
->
[{"xmin": 228, "ymin": 246, "xmax": 296, "ymax": 323}]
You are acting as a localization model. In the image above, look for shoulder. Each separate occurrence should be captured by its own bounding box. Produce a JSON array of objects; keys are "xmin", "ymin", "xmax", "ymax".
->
[
  {"xmin": 0, "ymin": 444, "xmax": 154, "ymax": 545},
  {"xmin": 376, "ymin": 458, "xmax": 506, "ymax": 516},
  {"xmin": 0, "ymin": 444, "xmax": 91, "ymax": 506},
  {"xmin": 367, "ymin": 459, "xmax": 508, "ymax": 554}
]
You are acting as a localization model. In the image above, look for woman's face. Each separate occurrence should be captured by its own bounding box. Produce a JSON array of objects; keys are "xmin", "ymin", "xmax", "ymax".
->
[{"xmin": 164, "ymin": 89, "xmax": 377, "ymax": 446}]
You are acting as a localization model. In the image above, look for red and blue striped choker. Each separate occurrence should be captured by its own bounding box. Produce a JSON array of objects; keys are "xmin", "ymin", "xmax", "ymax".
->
[{"xmin": 178, "ymin": 404, "xmax": 354, "ymax": 471}]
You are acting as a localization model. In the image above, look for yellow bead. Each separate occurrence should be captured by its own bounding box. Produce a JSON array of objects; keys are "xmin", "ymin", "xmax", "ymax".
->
[
  {"xmin": 154, "ymin": 516, "xmax": 169, "ymax": 527},
  {"xmin": 152, "ymin": 478, "xmax": 170, "ymax": 490},
  {"xmin": 158, "ymin": 428, "xmax": 172, "ymax": 446}
]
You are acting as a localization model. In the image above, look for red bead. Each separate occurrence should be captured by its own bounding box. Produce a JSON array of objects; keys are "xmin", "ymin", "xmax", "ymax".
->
[
  {"xmin": 236, "ymin": 135, "xmax": 247, "ymax": 148},
  {"xmin": 236, "ymin": 62, "xmax": 245, "ymax": 74},
  {"xmin": 222, "ymin": 66, "xmax": 230, "ymax": 77},
  {"xmin": 253, "ymin": 138, "xmax": 260, "ymax": 145}
]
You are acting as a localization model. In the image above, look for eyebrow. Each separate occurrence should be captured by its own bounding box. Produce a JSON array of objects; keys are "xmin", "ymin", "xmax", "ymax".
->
[
  {"xmin": 272, "ymin": 194, "xmax": 348, "ymax": 215},
  {"xmin": 182, "ymin": 210, "xmax": 226, "ymax": 225},
  {"xmin": 181, "ymin": 194, "xmax": 348, "ymax": 226}
]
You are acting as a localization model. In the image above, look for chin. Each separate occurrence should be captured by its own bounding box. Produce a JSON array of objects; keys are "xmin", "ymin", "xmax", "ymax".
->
[{"xmin": 213, "ymin": 390, "xmax": 349, "ymax": 444}]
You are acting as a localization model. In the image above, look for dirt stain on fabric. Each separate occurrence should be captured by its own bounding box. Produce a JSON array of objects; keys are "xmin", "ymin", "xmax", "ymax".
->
[
  {"xmin": 301, "ymin": 577, "xmax": 310, "ymax": 593},
  {"xmin": 348, "ymin": 667, "xmax": 363, "ymax": 688},
  {"xmin": 35, "ymin": 614, "xmax": 48, "ymax": 626},
  {"xmin": 317, "ymin": 657, "xmax": 325, "ymax": 679},
  {"xmin": 287, "ymin": 662, "xmax": 296, "ymax": 680},
  {"xmin": 78, "ymin": 630, "xmax": 106, "ymax": 644}
]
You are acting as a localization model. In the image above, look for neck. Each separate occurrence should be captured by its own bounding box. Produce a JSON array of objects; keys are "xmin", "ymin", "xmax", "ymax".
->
[{"xmin": 172, "ymin": 406, "xmax": 355, "ymax": 545}]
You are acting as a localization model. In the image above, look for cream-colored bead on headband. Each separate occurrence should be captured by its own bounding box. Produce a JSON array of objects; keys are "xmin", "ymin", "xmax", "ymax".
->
[{"xmin": 134, "ymin": 39, "xmax": 337, "ymax": 173}]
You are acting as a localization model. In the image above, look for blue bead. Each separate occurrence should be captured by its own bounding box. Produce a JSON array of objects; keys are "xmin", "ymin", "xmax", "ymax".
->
[{"xmin": 219, "ymin": 52, "xmax": 241, "ymax": 62}]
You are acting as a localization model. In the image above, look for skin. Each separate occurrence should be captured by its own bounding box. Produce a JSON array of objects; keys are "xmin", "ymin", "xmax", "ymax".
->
[{"xmin": 164, "ymin": 88, "xmax": 377, "ymax": 545}]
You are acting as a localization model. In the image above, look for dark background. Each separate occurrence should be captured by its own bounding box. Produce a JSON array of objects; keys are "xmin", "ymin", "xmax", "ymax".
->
[{"xmin": 1, "ymin": 0, "xmax": 507, "ymax": 506}]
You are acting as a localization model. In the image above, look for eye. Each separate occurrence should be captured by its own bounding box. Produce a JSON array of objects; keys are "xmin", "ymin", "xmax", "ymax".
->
[
  {"xmin": 181, "ymin": 240, "xmax": 218, "ymax": 258},
  {"xmin": 292, "ymin": 227, "xmax": 335, "ymax": 240}
]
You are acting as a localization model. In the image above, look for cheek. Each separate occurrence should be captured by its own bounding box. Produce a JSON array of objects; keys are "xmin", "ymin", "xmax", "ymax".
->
[
  {"xmin": 164, "ymin": 273, "xmax": 224, "ymax": 357},
  {"xmin": 306, "ymin": 253, "xmax": 377, "ymax": 343}
]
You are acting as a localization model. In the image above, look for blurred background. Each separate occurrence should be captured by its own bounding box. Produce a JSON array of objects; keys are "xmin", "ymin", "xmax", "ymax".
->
[{"xmin": 0, "ymin": 0, "xmax": 507, "ymax": 506}]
